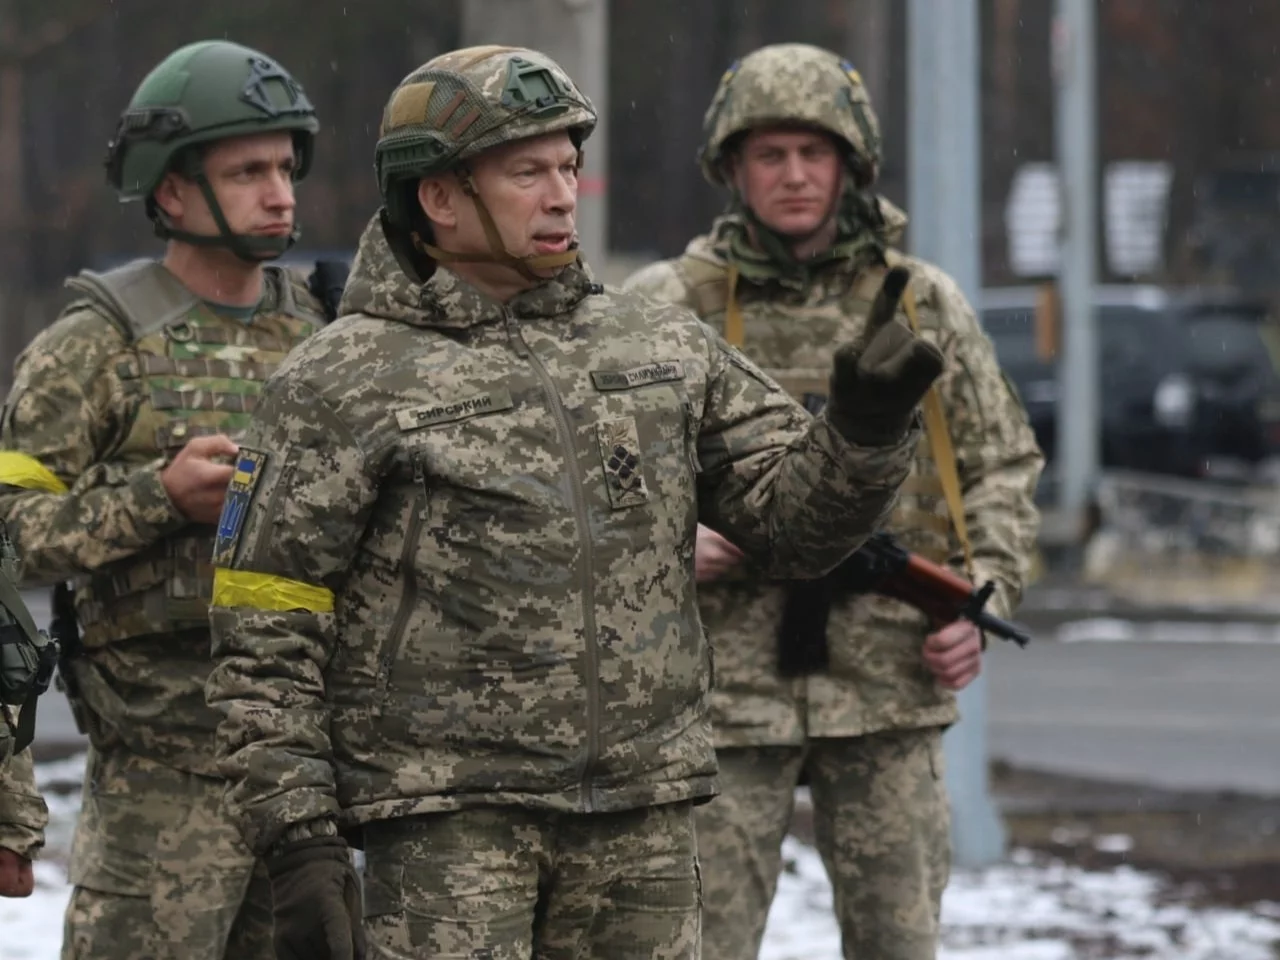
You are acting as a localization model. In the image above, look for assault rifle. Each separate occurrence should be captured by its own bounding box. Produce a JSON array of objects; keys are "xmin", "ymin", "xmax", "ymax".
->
[
  {"xmin": 837, "ymin": 531, "xmax": 1030, "ymax": 646},
  {"xmin": 777, "ymin": 531, "xmax": 1031, "ymax": 677}
]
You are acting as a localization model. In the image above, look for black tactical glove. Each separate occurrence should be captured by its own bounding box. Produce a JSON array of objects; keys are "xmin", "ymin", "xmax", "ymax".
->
[
  {"xmin": 826, "ymin": 266, "xmax": 945, "ymax": 446},
  {"xmin": 266, "ymin": 835, "xmax": 366, "ymax": 960}
]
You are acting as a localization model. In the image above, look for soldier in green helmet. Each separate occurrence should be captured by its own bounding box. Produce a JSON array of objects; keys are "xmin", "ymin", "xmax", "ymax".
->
[
  {"xmin": 0, "ymin": 528, "xmax": 56, "ymax": 899},
  {"xmin": 625, "ymin": 43, "xmax": 1044, "ymax": 960},
  {"xmin": 0, "ymin": 39, "xmax": 334, "ymax": 957},
  {"xmin": 201, "ymin": 44, "xmax": 948, "ymax": 959}
]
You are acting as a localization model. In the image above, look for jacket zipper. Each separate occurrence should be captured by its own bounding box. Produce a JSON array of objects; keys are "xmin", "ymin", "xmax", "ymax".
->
[
  {"xmin": 682, "ymin": 400, "xmax": 702, "ymax": 477},
  {"xmin": 373, "ymin": 453, "xmax": 428, "ymax": 715},
  {"xmin": 503, "ymin": 309, "xmax": 602, "ymax": 810}
]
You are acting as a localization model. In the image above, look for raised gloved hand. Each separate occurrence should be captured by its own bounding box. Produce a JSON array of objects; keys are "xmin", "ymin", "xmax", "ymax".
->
[
  {"xmin": 826, "ymin": 266, "xmax": 945, "ymax": 446},
  {"xmin": 266, "ymin": 835, "xmax": 366, "ymax": 960}
]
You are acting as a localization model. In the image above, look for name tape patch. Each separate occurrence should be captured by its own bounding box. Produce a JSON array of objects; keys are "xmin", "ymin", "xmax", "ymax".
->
[
  {"xmin": 396, "ymin": 389, "xmax": 515, "ymax": 431},
  {"xmin": 591, "ymin": 361, "xmax": 685, "ymax": 392}
]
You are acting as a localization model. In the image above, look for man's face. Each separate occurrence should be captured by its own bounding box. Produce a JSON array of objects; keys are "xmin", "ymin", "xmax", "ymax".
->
[
  {"xmin": 435, "ymin": 130, "xmax": 579, "ymax": 276},
  {"xmin": 158, "ymin": 131, "xmax": 297, "ymax": 246},
  {"xmin": 731, "ymin": 126, "xmax": 844, "ymax": 238}
]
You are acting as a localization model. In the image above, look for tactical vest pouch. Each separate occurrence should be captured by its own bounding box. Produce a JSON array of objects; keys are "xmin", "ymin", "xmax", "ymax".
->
[
  {"xmin": 57, "ymin": 260, "xmax": 328, "ymax": 646},
  {"xmin": 65, "ymin": 258, "xmax": 202, "ymax": 342}
]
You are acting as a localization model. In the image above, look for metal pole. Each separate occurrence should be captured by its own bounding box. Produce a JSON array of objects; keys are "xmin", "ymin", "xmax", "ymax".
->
[
  {"xmin": 461, "ymin": 0, "xmax": 609, "ymax": 268},
  {"xmin": 1053, "ymin": 0, "xmax": 1100, "ymax": 521},
  {"xmin": 0, "ymin": 0, "xmax": 25, "ymax": 396},
  {"xmin": 905, "ymin": 0, "xmax": 937, "ymax": 261},
  {"xmin": 907, "ymin": 0, "xmax": 1008, "ymax": 868}
]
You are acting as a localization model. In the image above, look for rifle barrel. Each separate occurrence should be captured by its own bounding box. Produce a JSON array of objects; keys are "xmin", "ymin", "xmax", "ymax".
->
[{"xmin": 971, "ymin": 609, "xmax": 1031, "ymax": 648}]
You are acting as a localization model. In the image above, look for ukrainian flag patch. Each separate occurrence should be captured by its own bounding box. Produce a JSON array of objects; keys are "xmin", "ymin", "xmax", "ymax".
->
[{"xmin": 212, "ymin": 448, "xmax": 269, "ymax": 567}]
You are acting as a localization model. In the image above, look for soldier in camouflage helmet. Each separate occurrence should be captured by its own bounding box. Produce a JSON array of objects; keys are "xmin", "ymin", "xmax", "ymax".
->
[
  {"xmin": 0, "ymin": 39, "xmax": 334, "ymax": 958},
  {"xmin": 625, "ymin": 42, "xmax": 1044, "ymax": 960},
  {"xmin": 203, "ymin": 44, "xmax": 945, "ymax": 960}
]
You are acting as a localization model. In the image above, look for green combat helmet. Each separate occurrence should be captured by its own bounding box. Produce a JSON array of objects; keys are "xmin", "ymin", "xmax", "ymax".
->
[
  {"xmin": 698, "ymin": 43, "xmax": 882, "ymax": 190},
  {"xmin": 0, "ymin": 527, "xmax": 58, "ymax": 758},
  {"xmin": 105, "ymin": 40, "xmax": 320, "ymax": 262},
  {"xmin": 373, "ymin": 45, "xmax": 597, "ymax": 283}
]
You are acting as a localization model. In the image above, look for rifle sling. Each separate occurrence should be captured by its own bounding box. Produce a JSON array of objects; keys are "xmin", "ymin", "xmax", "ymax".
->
[{"xmin": 902, "ymin": 284, "xmax": 974, "ymax": 579}]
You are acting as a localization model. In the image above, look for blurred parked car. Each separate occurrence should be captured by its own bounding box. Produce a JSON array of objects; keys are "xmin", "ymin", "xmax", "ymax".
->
[
  {"xmin": 1176, "ymin": 294, "xmax": 1280, "ymax": 479},
  {"xmin": 980, "ymin": 285, "xmax": 1207, "ymax": 479}
]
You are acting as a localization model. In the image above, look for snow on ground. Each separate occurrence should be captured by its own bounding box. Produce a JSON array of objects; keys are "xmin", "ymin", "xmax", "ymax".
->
[
  {"xmin": 4, "ymin": 755, "xmax": 1279, "ymax": 960},
  {"xmin": 1, "ymin": 861, "xmax": 71, "ymax": 960},
  {"xmin": 764, "ymin": 837, "xmax": 1280, "ymax": 960},
  {"xmin": 1056, "ymin": 617, "xmax": 1280, "ymax": 644}
]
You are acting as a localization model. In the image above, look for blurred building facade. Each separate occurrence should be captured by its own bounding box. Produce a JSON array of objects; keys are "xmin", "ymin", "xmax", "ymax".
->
[{"xmin": 1, "ymin": 0, "xmax": 1278, "ymax": 380}]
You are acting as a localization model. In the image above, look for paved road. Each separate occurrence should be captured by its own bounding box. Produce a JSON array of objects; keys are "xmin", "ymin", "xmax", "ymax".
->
[
  {"xmin": 987, "ymin": 627, "xmax": 1280, "ymax": 796},
  {"xmin": 23, "ymin": 589, "xmax": 1280, "ymax": 796}
]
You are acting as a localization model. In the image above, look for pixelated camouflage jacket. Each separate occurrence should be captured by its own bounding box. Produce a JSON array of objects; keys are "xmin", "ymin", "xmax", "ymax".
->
[
  {"xmin": 0, "ymin": 746, "xmax": 46, "ymax": 859},
  {"xmin": 624, "ymin": 199, "xmax": 1044, "ymax": 745},
  {"xmin": 0, "ymin": 265, "xmax": 326, "ymax": 775},
  {"xmin": 204, "ymin": 214, "xmax": 919, "ymax": 855}
]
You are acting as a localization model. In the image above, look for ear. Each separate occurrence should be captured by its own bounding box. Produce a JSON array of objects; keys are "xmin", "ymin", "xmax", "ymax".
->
[
  {"xmin": 152, "ymin": 171, "xmax": 186, "ymax": 221},
  {"xmin": 417, "ymin": 176, "xmax": 458, "ymax": 231}
]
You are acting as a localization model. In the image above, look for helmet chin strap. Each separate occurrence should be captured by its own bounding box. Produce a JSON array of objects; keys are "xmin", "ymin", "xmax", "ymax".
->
[
  {"xmin": 152, "ymin": 172, "xmax": 298, "ymax": 264},
  {"xmin": 422, "ymin": 170, "xmax": 580, "ymax": 282}
]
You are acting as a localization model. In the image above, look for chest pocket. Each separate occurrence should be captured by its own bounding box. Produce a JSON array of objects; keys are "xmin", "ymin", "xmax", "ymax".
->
[
  {"xmin": 390, "ymin": 387, "xmax": 531, "ymax": 553},
  {"xmin": 586, "ymin": 362, "xmax": 699, "ymax": 513}
]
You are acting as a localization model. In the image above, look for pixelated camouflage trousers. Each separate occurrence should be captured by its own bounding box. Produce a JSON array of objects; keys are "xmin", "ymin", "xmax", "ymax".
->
[
  {"xmin": 61, "ymin": 745, "xmax": 272, "ymax": 960},
  {"xmin": 694, "ymin": 728, "xmax": 951, "ymax": 960},
  {"xmin": 360, "ymin": 800, "xmax": 702, "ymax": 959}
]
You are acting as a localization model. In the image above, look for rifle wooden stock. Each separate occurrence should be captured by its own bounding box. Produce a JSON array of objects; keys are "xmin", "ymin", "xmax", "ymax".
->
[
  {"xmin": 776, "ymin": 532, "xmax": 1031, "ymax": 677},
  {"xmin": 861, "ymin": 535, "xmax": 1032, "ymax": 647}
]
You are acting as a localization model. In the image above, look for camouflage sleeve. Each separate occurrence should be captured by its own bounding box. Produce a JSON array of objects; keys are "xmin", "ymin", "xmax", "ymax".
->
[
  {"xmin": 206, "ymin": 374, "xmax": 378, "ymax": 856},
  {"xmin": 694, "ymin": 327, "xmax": 915, "ymax": 579},
  {"xmin": 0, "ymin": 745, "xmax": 47, "ymax": 859},
  {"xmin": 930, "ymin": 274, "xmax": 1044, "ymax": 618},
  {"xmin": 0, "ymin": 306, "xmax": 187, "ymax": 584}
]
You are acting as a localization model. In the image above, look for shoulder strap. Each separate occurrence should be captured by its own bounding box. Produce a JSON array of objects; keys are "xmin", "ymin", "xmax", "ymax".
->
[
  {"xmin": 674, "ymin": 253, "xmax": 733, "ymax": 320},
  {"xmin": 63, "ymin": 259, "xmax": 199, "ymax": 343},
  {"xmin": 902, "ymin": 284, "xmax": 975, "ymax": 577},
  {"xmin": 672, "ymin": 253, "xmax": 752, "ymax": 347},
  {"xmin": 723, "ymin": 264, "xmax": 744, "ymax": 346}
]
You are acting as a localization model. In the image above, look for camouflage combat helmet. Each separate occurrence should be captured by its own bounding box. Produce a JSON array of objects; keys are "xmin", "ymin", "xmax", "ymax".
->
[
  {"xmin": 698, "ymin": 43, "xmax": 882, "ymax": 189},
  {"xmin": 105, "ymin": 40, "xmax": 320, "ymax": 262},
  {"xmin": 0, "ymin": 526, "xmax": 57, "ymax": 758},
  {"xmin": 374, "ymin": 45, "xmax": 597, "ymax": 283}
]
